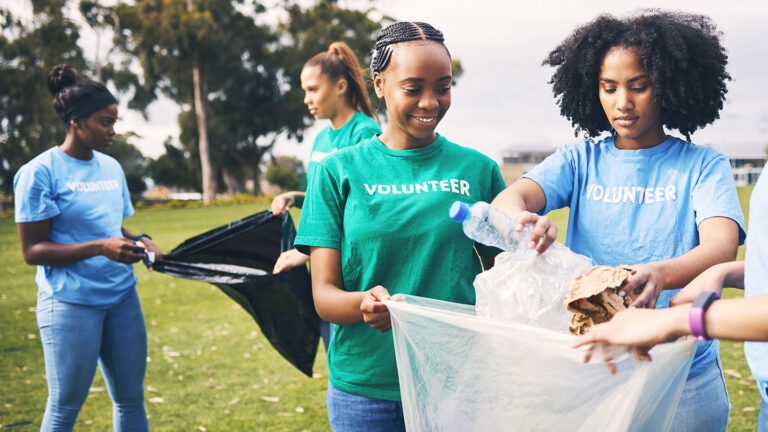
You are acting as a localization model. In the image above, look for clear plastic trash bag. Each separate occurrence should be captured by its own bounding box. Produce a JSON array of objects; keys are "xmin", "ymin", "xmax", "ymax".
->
[
  {"xmin": 386, "ymin": 241, "xmax": 696, "ymax": 432},
  {"xmin": 475, "ymin": 242, "xmax": 593, "ymax": 332}
]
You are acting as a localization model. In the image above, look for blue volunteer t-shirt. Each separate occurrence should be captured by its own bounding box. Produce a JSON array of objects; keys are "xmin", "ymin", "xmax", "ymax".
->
[
  {"xmin": 14, "ymin": 147, "xmax": 137, "ymax": 306},
  {"xmin": 524, "ymin": 135, "xmax": 746, "ymax": 377},
  {"xmin": 744, "ymin": 167, "xmax": 768, "ymax": 400}
]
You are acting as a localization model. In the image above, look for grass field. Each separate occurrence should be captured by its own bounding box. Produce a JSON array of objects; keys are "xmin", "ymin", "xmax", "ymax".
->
[{"xmin": 0, "ymin": 188, "xmax": 761, "ymax": 431}]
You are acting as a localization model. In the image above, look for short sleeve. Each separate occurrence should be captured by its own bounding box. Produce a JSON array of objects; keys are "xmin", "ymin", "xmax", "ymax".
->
[
  {"xmin": 521, "ymin": 145, "xmax": 576, "ymax": 215},
  {"xmin": 294, "ymin": 163, "xmax": 344, "ymax": 254},
  {"xmin": 692, "ymin": 153, "xmax": 747, "ymax": 244},
  {"xmin": 475, "ymin": 162, "xmax": 508, "ymax": 257},
  {"xmin": 120, "ymin": 168, "xmax": 135, "ymax": 219},
  {"xmin": 13, "ymin": 163, "xmax": 60, "ymax": 223},
  {"xmin": 490, "ymin": 163, "xmax": 506, "ymax": 197},
  {"xmin": 352, "ymin": 124, "xmax": 381, "ymax": 145}
]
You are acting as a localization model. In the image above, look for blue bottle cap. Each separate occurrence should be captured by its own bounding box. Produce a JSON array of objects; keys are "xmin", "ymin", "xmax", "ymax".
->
[{"xmin": 449, "ymin": 201, "xmax": 470, "ymax": 223}]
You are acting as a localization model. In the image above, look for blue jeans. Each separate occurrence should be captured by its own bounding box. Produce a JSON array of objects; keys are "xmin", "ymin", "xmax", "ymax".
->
[
  {"xmin": 758, "ymin": 380, "xmax": 768, "ymax": 431},
  {"xmin": 37, "ymin": 289, "xmax": 148, "ymax": 432},
  {"xmin": 670, "ymin": 355, "xmax": 730, "ymax": 432},
  {"xmin": 319, "ymin": 319, "xmax": 333, "ymax": 352},
  {"xmin": 326, "ymin": 382, "xmax": 405, "ymax": 432}
]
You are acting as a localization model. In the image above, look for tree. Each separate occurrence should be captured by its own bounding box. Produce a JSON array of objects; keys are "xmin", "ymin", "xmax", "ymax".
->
[
  {"xmin": 103, "ymin": 132, "xmax": 147, "ymax": 197},
  {"xmin": 265, "ymin": 155, "xmax": 306, "ymax": 191},
  {"xmin": 110, "ymin": 0, "xmax": 294, "ymax": 202},
  {"xmin": 0, "ymin": 2, "xmax": 88, "ymax": 199},
  {"xmin": 144, "ymin": 138, "xmax": 200, "ymax": 192}
]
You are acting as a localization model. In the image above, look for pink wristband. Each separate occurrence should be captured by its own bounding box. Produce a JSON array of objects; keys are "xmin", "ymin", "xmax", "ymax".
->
[{"xmin": 688, "ymin": 291, "xmax": 720, "ymax": 341}]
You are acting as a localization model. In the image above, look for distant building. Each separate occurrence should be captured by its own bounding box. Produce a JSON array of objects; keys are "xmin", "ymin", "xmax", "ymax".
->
[
  {"xmin": 499, "ymin": 144, "xmax": 556, "ymax": 186},
  {"xmin": 499, "ymin": 142, "xmax": 766, "ymax": 187},
  {"xmin": 728, "ymin": 156, "xmax": 765, "ymax": 186},
  {"xmin": 729, "ymin": 160, "xmax": 764, "ymax": 186},
  {"xmin": 142, "ymin": 186, "xmax": 203, "ymax": 201}
]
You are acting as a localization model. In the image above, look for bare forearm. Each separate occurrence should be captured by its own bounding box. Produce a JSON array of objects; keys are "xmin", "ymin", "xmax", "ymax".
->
[
  {"xmin": 289, "ymin": 191, "xmax": 306, "ymax": 208},
  {"xmin": 309, "ymin": 246, "xmax": 366, "ymax": 325},
  {"xmin": 651, "ymin": 216, "xmax": 739, "ymax": 291},
  {"xmin": 715, "ymin": 261, "xmax": 745, "ymax": 289},
  {"xmin": 706, "ymin": 296, "xmax": 768, "ymax": 341},
  {"xmin": 313, "ymin": 283, "xmax": 366, "ymax": 325},
  {"xmin": 490, "ymin": 179, "xmax": 545, "ymax": 216},
  {"xmin": 122, "ymin": 227, "xmax": 138, "ymax": 240},
  {"xmin": 653, "ymin": 243, "xmax": 738, "ymax": 291},
  {"xmin": 667, "ymin": 296, "xmax": 768, "ymax": 342},
  {"xmin": 22, "ymin": 240, "xmax": 105, "ymax": 266}
]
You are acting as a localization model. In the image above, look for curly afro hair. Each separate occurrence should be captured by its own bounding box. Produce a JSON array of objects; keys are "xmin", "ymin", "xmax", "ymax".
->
[{"xmin": 543, "ymin": 10, "xmax": 730, "ymax": 139}]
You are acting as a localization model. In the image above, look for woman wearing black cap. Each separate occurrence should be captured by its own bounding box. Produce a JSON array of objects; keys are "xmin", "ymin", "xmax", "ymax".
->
[{"xmin": 13, "ymin": 64, "xmax": 161, "ymax": 431}]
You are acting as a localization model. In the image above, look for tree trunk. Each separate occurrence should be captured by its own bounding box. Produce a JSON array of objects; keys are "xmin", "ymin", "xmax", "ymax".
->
[
  {"xmin": 192, "ymin": 56, "xmax": 215, "ymax": 203},
  {"xmin": 221, "ymin": 167, "xmax": 242, "ymax": 195},
  {"xmin": 250, "ymin": 163, "xmax": 261, "ymax": 196}
]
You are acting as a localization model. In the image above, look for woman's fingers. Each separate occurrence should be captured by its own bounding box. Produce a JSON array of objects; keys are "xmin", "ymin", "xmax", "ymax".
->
[
  {"xmin": 627, "ymin": 280, "xmax": 658, "ymax": 309},
  {"xmin": 514, "ymin": 211, "xmax": 539, "ymax": 228},
  {"xmin": 102, "ymin": 237, "xmax": 144, "ymax": 263},
  {"xmin": 512, "ymin": 212, "xmax": 557, "ymax": 255},
  {"xmin": 630, "ymin": 346, "xmax": 653, "ymax": 362},
  {"xmin": 569, "ymin": 332, "xmax": 596, "ymax": 349},
  {"xmin": 361, "ymin": 286, "xmax": 393, "ymax": 332},
  {"xmin": 534, "ymin": 222, "xmax": 558, "ymax": 255},
  {"xmin": 270, "ymin": 195, "xmax": 292, "ymax": 216}
]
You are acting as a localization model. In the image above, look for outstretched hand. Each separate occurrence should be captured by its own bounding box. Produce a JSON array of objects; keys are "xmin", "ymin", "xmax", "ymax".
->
[
  {"xmin": 513, "ymin": 211, "xmax": 557, "ymax": 255},
  {"xmin": 569, "ymin": 307, "xmax": 687, "ymax": 372},
  {"xmin": 271, "ymin": 193, "xmax": 295, "ymax": 217},
  {"xmin": 273, "ymin": 249, "xmax": 310, "ymax": 274}
]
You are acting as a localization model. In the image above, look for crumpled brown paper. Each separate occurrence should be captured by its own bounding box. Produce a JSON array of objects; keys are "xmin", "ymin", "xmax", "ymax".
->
[{"xmin": 563, "ymin": 265, "xmax": 638, "ymax": 335}]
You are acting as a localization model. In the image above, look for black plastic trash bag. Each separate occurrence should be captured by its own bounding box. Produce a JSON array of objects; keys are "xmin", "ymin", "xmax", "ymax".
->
[{"xmin": 153, "ymin": 211, "xmax": 319, "ymax": 377}]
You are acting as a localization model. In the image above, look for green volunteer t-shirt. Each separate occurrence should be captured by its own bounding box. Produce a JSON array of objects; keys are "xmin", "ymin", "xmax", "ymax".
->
[
  {"xmin": 295, "ymin": 134, "xmax": 506, "ymax": 401},
  {"xmin": 306, "ymin": 111, "xmax": 381, "ymax": 186}
]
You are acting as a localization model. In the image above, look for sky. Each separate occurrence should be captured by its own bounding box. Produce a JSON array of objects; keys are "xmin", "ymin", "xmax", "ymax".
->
[{"xmin": 9, "ymin": 0, "xmax": 768, "ymax": 164}]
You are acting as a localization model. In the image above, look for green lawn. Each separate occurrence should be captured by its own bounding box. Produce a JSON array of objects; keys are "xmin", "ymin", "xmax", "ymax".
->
[
  {"xmin": 0, "ymin": 188, "xmax": 760, "ymax": 430},
  {"xmin": 1, "ymin": 203, "xmax": 330, "ymax": 431}
]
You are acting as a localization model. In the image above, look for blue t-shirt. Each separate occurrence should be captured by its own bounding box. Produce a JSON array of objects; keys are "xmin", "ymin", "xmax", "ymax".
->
[
  {"xmin": 524, "ymin": 135, "xmax": 746, "ymax": 377},
  {"xmin": 744, "ymin": 167, "xmax": 768, "ymax": 396},
  {"xmin": 14, "ymin": 147, "xmax": 137, "ymax": 306}
]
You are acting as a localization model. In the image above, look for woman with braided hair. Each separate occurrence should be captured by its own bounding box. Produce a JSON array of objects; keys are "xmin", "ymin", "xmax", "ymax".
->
[
  {"xmin": 294, "ymin": 22, "xmax": 516, "ymax": 431},
  {"xmin": 491, "ymin": 10, "xmax": 744, "ymax": 431},
  {"xmin": 270, "ymin": 41, "xmax": 380, "ymax": 351}
]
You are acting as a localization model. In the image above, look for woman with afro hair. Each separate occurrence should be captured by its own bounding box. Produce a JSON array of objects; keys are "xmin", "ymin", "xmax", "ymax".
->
[{"xmin": 492, "ymin": 10, "xmax": 745, "ymax": 431}]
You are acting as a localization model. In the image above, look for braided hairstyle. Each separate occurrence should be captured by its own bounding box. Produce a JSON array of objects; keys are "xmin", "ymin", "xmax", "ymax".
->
[
  {"xmin": 370, "ymin": 21, "xmax": 449, "ymax": 76},
  {"xmin": 305, "ymin": 41, "xmax": 376, "ymax": 120},
  {"xmin": 48, "ymin": 64, "xmax": 117, "ymax": 125},
  {"xmin": 543, "ymin": 10, "xmax": 730, "ymax": 139}
]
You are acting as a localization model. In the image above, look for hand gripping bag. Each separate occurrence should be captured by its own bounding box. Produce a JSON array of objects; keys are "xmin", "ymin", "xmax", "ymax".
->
[
  {"xmin": 386, "ymin": 243, "xmax": 696, "ymax": 431},
  {"xmin": 153, "ymin": 211, "xmax": 319, "ymax": 376}
]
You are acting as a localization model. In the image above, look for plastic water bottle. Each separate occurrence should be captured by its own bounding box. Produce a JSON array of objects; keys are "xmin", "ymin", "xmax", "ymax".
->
[{"xmin": 449, "ymin": 201, "xmax": 533, "ymax": 254}]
